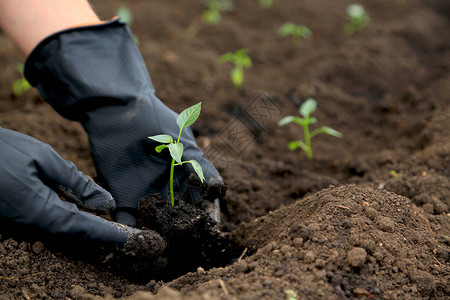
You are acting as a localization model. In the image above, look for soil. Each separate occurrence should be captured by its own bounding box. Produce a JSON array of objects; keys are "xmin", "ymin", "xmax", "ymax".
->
[{"xmin": 0, "ymin": 0, "xmax": 449, "ymax": 299}]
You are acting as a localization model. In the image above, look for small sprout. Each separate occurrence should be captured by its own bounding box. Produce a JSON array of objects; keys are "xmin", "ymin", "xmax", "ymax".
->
[
  {"xmin": 279, "ymin": 22, "xmax": 312, "ymax": 43},
  {"xmin": 259, "ymin": 0, "xmax": 275, "ymax": 9},
  {"xmin": 389, "ymin": 170, "xmax": 402, "ymax": 179},
  {"xmin": 278, "ymin": 98, "xmax": 342, "ymax": 159},
  {"xmin": 116, "ymin": 6, "xmax": 139, "ymax": 44},
  {"xmin": 149, "ymin": 102, "xmax": 205, "ymax": 206},
  {"xmin": 202, "ymin": 0, "xmax": 234, "ymax": 25},
  {"xmin": 220, "ymin": 48, "xmax": 252, "ymax": 90},
  {"xmin": 116, "ymin": 6, "xmax": 134, "ymax": 25},
  {"xmin": 343, "ymin": 4, "xmax": 370, "ymax": 35},
  {"xmin": 284, "ymin": 289, "xmax": 298, "ymax": 300},
  {"xmin": 12, "ymin": 63, "xmax": 32, "ymax": 98}
]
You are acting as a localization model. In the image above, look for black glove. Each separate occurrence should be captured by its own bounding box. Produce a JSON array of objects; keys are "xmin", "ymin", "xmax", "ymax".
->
[
  {"xmin": 24, "ymin": 19, "xmax": 226, "ymax": 226},
  {"xmin": 0, "ymin": 127, "xmax": 133, "ymax": 244}
]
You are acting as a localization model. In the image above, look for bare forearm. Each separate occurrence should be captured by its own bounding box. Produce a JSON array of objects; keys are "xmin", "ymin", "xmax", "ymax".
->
[{"xmin": 0, "ymin": 0, "xmax": 99, "ymax": 55}]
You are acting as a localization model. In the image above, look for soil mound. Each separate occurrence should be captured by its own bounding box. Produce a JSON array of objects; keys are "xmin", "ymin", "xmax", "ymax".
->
[{"xmin": 166, "ymin": 185, "xmax": 449, "ymax": 299}]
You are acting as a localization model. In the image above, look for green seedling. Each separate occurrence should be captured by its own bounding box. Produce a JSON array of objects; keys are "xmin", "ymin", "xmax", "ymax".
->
[
  {"xmin": 220, "ymin": 48, "xmax": 252, "ymax": 90},
  {"xmin": 284, "ymin": 289, "xmax": 298, "ymax": 300},
  {"xmin": 116, "ymin": 6, "xmax": 139, "ymax": 44},
  {"xmin": 278, "ymin": 98, "xmax": 342, "ymax": 159},
  {"xmin": 279, "ymin": 22, "xmax": 312, "ymax": 43},
  {"xmin": 343, "ymin": 4, "xmax": 370, "ymax": 35},
  {"xmin": 12, "ymin": 63, "xmax": 32, "ymax": 98},
  {"xmin": 202, "ymin": 0, "xmax": 234, "ymax": 25},
  {"xmin": 259, "ymin": 0, "xmax": 275, "ymax": 9},
  {"xmin": 148, "ymin": 102, "xmax": 205, "ymax": 206},
  {"xmin": 116, "ymin": 6, "xmax": 133, "ymax": 25},
  {"xmin": 389, "ymin": 170, "xmax": 402, "ymax": 179}
]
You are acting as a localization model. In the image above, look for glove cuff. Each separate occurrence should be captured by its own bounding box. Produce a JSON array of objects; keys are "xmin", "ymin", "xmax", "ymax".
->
[{"xmin": 24, "ymin": 18, "xmax": 154, "ymax": 120}]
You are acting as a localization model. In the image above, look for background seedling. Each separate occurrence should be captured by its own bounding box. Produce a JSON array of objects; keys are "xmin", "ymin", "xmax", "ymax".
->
[
  {"xmin": 149, "ymin": 102, "xmax": 205, "ymax": 206},
  {"xmin": 279, "ymin": 22, "xmax": 312, "ymax": 43},
  {"xmin": 278, "ymin": 98, "xmax": 342, "ymax": 159},
  {"xmin": 220, "ymin": 48, "xmax": 252, "ymax": 90},
  {"xmin": 389, "ymin": 170, "xmax": 402, "ymax": 179},
  {"xmin": 12, "ymin": 63, "xmax": 32, "ymax": 98},
  {"xmin": 116, "ymin": 6, "xmax": 139, "ymax": 44},
  {"xmin": 343, "ymin": 4, "xmax": 370, "ymax": 35},
  {"xmin": 284, "ymin": 289, "xmax": 298, "ymax": 300},
  {"xmin": 202, "ymin": 0, "xmax": 234, "ymax": 25},
  {"xmin": 259, "ymin": 0, "xmax": 275, "ymax": 9},
  {"xmin": 116, "ymin": 6, "xmax": 133, "ymax": 25}
]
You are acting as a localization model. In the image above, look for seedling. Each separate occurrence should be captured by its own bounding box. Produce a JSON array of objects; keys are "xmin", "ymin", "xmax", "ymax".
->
[
  {"xmin": 259, "ymin": 0, "xmax": 275, "ymax": 9},
  {"xmin": 202, "ymin": 0, "xmax": 234, "ymax": 25},
  {"xmin": 12, "ymin": 63, "xmax": 32, "ymax": 98},
  {"xmin": 389, "ymin": 170, "xmax": 402, "ymax": 179},
  {"xmin": 284, "ymin": 289, "xmax": 298, "ymax": 300},
  {"xmin": 148, "ymin": 102, "xmax": 205, "ymax": 206},
  {"xmin": 279, "ymin": 22, "xmax": 312, "ymax": 43},
  {"xmin": 116, "ymin": 6, "xmax": 139, "ymax": 44},
  {"xmin": 343, "ymin": 4, "xmax": 370, "ymax": 35},
  {"xmin": 278, "ymin": 98, "xmax": 342, "ymax": 159},
  {"xmin": 220, "ymin": 48, "xmax": 252, "ymax": 90},
  {"xmin": 116, "ymin": 6, "xmax": 133, "ymax": 25}
]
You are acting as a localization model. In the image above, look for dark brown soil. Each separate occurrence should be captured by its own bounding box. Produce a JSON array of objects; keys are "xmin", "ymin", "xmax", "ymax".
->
[
  {"xmin": 0, "ymin": 0, "xmax": 449, "ymax": 299},
  {"xmin": 136, "ymin": 195, "xmax": 238, "ymax": 281}
]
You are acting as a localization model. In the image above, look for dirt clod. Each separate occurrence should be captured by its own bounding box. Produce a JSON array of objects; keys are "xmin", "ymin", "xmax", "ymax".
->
[{"xmin": 346, "ymin": 247, "xmax": 367, "ymax": 268}]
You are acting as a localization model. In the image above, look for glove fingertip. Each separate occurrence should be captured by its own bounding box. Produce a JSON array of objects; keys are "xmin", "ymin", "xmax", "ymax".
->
[{"xmin": 81, "ymin": 189, "xmax": 116, "ymax": 213}]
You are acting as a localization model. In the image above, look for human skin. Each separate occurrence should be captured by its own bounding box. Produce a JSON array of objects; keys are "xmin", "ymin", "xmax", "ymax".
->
[{"xmin": 0, "ymin": 0, "xmax": 100, "ymax": 55}]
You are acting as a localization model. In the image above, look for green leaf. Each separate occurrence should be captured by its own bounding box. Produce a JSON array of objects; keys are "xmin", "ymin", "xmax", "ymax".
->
[
  {"xmin": 155, "ymin": 144, "xmax": 168, "ymax": 153},
  {"xmin": 299, "ymin": 98, "xmax": 317, "ymax": 118},
  {"xmin": 116, "ymin": 6, "xmax": 133, "ymax": 25},
  {"xmin": 320, "ymin": 126, "xmax": 343, "ymax": 138},
  {"xmin": 188, "ymin": 160, "xmax": 205, "ymax": 183},
  {"xmin": 12, "ymin": 79, "xmax": 31, "ymax": 98},
  {"xmin": 202, "ymin": 8, "xmax": 221, "ymax": 24},
  {"xmin": 288, "ymin": 140, "xmax": 300, "ymax": 151},
  {"xmin": 279, "ymin": 22, "xmax": 296, "ymax": 37},
  {"xmin": 259, "ymin": 0, "xmax": 274, "ymax": 8},
  {"xmin": 278, "ymin": 116, "xmax": 294, "ymax": 126},
  {"xmin": 310, "ymin": 126, "xmax": 343, "ymax": 138},
  {"xmin": 148, "ymin": 134, "xmax": 173, "ymax": 144},
  {"xmin": 298, "ymin": 25, "xmax": 312, "ymax": 39},
  {"xmin": 169, "ymin": 143, "xmax": 184, "ymax": 164},
  {"xmin": 242, "ymin": 56, "xmax": 253, "ymax": 68},
  {"xmin": 176, "ymin": 102, "xmax": 202, "ymax": 131},
  {"xmin": 220, "ymin": 52, "xmax": 234, "ymax": 63},
  {"xmin": 279, "ymin": 116, "xmax": 305, "ymax": 127}
]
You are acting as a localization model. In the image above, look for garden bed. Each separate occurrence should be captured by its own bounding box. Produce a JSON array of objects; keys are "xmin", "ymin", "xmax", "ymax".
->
[{"xmin": 0, "ymin": 0, "xmax": 448, "ymax": 299}]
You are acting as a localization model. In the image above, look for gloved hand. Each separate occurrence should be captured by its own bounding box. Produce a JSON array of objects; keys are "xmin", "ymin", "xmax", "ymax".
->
[
  {"xmin": 24, "ymin": 19, "xmax": 226, "ymax": 226},
  {"xmin": 0, "ymin": 127, "xmax": 166, "ymax": 257}
]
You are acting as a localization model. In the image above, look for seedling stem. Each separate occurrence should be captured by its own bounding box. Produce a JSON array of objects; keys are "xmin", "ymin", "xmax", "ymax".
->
[
  {"xmin": 279, "ymin": 98, "xmax": 342, "ymax": 159},
  {"xmin": 149, "ymin": 102, "xmax": 205, "ymax": 205}
]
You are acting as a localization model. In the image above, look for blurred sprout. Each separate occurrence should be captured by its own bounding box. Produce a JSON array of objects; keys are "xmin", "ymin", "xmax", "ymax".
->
[
  {"xmin": 220, "ymin": 48, "xmax": 252, "ymax": 90},
  {"xmin": 116, "ymin": 6, "xmax": 134, "ymax": 25},
  {"xmin": 202, "ymin": 0, "xmax": 234, "ymax": 25},
  {"xmin": 278, "ymin": 98, "xmax": 343, "ymax": 160},
  {"xmin": 259, "ymin": 0, "xmax": 275, "ymax": 9},
  {"xmin": 116, "ymin": 6, "xmax": 139, "ymax": 44},
  {"xmin": 343, "ymin": 4, "xmax": 370, "ymax": 35},
  {"xmin": 279, "ymin": 22, "xmax": 312, "ymax": 43},
  {"xmin": 12, "ymin": 63, "xmax": 32, "ymax": 98}
]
